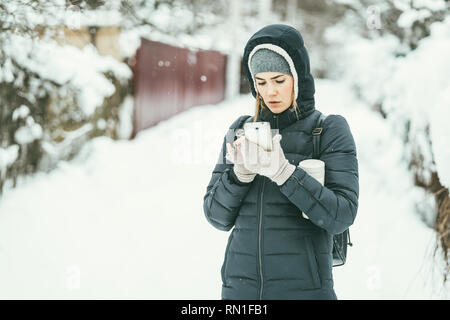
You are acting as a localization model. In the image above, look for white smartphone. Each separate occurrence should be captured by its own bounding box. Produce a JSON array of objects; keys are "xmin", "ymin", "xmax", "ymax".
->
[{"xmin": 243, "ymin": 122, "xmax": 273, "ymax": 151}]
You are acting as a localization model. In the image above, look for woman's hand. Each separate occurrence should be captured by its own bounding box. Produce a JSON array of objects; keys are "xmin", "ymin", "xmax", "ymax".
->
[
  {"xmin": 240, "ymin": 134, "xmax": 296, "ymax": 186},
  {"xmin": 226, "ymin": 137, "xmax": 257, "ymax": 183}
]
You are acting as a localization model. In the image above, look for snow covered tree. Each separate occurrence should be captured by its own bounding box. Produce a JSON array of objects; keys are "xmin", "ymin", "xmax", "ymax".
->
[
  {"xmin": 0, "ymin": 1, "xmax": 132, "ymax": 193},
  {"xmin": 320, "ymin": 0, "xmax": 450, "ymax": 282}
]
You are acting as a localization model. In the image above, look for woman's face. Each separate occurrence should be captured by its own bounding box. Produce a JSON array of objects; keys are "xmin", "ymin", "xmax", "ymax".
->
[{"xmin": 255, "ymin": 72, "xmax": 294, "ymax": 114}]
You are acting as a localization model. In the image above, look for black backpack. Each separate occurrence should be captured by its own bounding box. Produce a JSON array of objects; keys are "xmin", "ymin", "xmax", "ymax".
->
[{"xmin": 313, "ymin": 112, "xmax": 353, "ymax": 267}]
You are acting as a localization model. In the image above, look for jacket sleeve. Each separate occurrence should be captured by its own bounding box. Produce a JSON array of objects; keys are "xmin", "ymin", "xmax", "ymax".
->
[
  {"xmin": 279, "ymin": 115, "xmax": 359, "ymax": 235},
  {"xmin": 203, "ymin": 117, "xmax": 253, "ymax": 231}
]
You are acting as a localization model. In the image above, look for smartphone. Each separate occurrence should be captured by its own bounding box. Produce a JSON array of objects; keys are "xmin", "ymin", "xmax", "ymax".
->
[{"xmin": 243, "ymin": 122, "xmax": 273, "ymax": 151}]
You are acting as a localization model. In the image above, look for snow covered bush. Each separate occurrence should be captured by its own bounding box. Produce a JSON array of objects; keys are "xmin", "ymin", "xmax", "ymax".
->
[
  {"xmin": 383, "ymin": 17, "xmax": 450, "ymax": 280},
  {"xmin": 0, "ymin": 38, "xmax": 132, "ymax": 192},
  {"xmin": 0, "ymin": 1, "xmax": 133, "ymax": 193},
  {"xmin": 324, "ymin": 1, "xmax": 450, "ymax": 281}
]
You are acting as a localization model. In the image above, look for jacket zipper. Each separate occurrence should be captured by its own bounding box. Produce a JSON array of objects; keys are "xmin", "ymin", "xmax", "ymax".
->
[
  {"xmin": 273, "ymin": 115, "xmax": 279, "ymax": 132},
  {"xmin": 257, "ymin": 116, "xmax": 275, "ymax": 299},
  {"xmin": 258, "ymin": 177, "xmax": 266, "ymax": 300}
]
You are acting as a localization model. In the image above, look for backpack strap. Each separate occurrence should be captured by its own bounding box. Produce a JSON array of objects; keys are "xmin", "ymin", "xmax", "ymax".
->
[
  {"xmin": 311, "ymin": 112, "xmax": 353, "ymax": 266},
  {"xmin": 312, "ymin": 112, "xmax": 327, "ymax": 159}
]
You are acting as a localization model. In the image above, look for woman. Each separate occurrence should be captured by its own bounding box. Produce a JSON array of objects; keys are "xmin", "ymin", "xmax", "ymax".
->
[{"xmin": 203, "ymin": 24, "xmax": 359, "ymax": 300}]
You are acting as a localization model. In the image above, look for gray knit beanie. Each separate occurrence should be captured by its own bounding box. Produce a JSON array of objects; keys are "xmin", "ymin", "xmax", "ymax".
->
[{"xmin": 250, "ymin": 48, "xmax": 292, "ymax": 78}]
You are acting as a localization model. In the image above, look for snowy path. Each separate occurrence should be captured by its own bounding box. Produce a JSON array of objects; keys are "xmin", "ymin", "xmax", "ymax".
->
[{"xmin": 0, "ymin": 79, "xmax": 446, "ymax": 299}]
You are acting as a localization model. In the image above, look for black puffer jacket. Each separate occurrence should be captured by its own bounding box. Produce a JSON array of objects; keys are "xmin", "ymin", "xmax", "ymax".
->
[{"xmin": 203, "ymin": 24, "xmax": 359, "ymax": 300}]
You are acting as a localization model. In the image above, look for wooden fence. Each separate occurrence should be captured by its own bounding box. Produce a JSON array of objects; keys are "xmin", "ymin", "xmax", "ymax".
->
[{"xmin": 131, "ymin": 38, "xmax": 227, "ymax": 138}]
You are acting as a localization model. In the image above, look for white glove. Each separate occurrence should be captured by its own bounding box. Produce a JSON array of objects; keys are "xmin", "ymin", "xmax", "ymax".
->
[
  {"xmin": 240, "ymin": 134, "xmax": 296, "ymax": 186},
  {"xmin": 226, "ymin": 138, "xmax": 256, "ymax": 183}
]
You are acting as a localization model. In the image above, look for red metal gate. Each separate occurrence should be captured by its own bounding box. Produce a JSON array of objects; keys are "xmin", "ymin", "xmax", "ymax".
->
[{"xmin": 132, "ymin": 38, "xmax": 227, "ymax": 138}]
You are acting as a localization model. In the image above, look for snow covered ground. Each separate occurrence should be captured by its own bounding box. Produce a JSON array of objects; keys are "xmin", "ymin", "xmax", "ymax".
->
[{"xmin": 0, "ymin": 79, "xmax": 447, "ymax": 299}]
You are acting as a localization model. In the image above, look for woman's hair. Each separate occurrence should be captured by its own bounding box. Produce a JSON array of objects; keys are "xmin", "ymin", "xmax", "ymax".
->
[{"xmin": 254, "ymin": 88, "xmax": 300, "ymax": 122}]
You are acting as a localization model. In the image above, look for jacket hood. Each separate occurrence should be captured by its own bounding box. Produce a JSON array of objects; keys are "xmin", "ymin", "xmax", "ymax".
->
[{"xmin": 242, "ymin": 24, "xmax": 316, "ymax": 118}]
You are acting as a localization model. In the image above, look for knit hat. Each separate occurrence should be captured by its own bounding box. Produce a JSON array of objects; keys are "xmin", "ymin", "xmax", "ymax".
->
[{"xmin": 249, "ymin": 48, "xmax": 292, "ymax": 78}]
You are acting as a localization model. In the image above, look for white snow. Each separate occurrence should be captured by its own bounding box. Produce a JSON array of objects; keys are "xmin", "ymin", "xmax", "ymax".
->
[
  {"xmin": 12, "ymin": 105, "xmax": 30, "ymax": 121},
  {"xmin": 0, "ymin": 80, "xmax": 447, "ymax": 299},
  {"xmin": 430, "ymin": 89, "xmax": 450, "ymax": 189},
  {"xmin": 117, "ymin": 95, "xmax": 134, "ymax": 140},
  {"xmin": 398, "ymin": 9, "xmax": 432, "ymax": 28},
  {"xmin": 0, "ymin": 57, "xmax": 15, "ymax": 83},
  {"xmin": 0, "ymin": 145, "xmax": 19, "ymax": 179},
  {"xmin": 0, "ymin": 1, "xmax": 124, "ymax": 31},
  {"xmin": 2, "ymin": 35, "xmax": 132, "ymax": 117},
  {"xmin": 384, "ymin": 17, "xmax": 450, "ymax": 189},
  {"xmin": 327, "ymin": 16, "xmax": 450, "ymax": 190},
  {"xmin": 14, "ymin": 117, "xmax": 43, "ymax": 145},
  {"xmin": 117, "ymin": 2, "xmax": 263, "ymax": 57},
  {"xmin": 413, "ymin": 0, "xmax": 447, "ymax": 11},
  {"xmin": 396, "ymin": 0, "xmax": 447, "ymax": 28}
]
